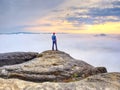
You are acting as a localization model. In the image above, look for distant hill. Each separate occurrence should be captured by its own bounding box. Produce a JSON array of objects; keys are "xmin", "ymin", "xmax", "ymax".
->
[
  {"xmin": 94, "ymin": 33, "xmax": 107, "ymax": 37},
  {"xmin": 0, "ymin": 32, "xmax": 67, "ymax": 35},
  {"xmin": 0, "ymin": 32, "xmax": 41, "ymax": 35}
]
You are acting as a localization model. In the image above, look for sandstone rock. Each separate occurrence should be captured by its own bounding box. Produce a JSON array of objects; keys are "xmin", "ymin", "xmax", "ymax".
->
[
  {"xmin": 0, "ymin": 72, "xmax": 120, "ymax": 90},
  {"xmin": 0, "ymin": 50, "xmax": 107, "ymax": 82},
  {"xmin": 0, "ymin": 52, "xmax": 38, "ymax": 67}
]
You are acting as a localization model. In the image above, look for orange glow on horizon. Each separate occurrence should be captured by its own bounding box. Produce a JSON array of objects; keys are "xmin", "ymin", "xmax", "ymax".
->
[
  {"xmin": 25, "ymin": 19, "xmax": 120, "ymax": 34},
  {"xmin": 70, "ymin": 22, "xmax": 120, "ymax": 34}
]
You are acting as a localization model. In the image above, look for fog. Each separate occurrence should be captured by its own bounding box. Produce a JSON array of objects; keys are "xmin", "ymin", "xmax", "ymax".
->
[{"xmin": 0, "ymin": 34, "xmax": 120, "ymax": 72}]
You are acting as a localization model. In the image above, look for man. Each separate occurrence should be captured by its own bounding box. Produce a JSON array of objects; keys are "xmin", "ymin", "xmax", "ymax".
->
[{"xmin": 52, "ymin": 32, "xmax": 58, "ymax": 51}]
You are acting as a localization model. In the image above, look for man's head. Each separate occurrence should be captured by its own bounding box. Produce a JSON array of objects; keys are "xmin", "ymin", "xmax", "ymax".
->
[{"xmin": 53, "ymin": 32, "xmax": 55, "ymax": 35}]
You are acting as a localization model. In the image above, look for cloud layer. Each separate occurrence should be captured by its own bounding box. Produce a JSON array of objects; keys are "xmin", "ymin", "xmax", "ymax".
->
[
  {"xmin": 0, "ymin": 0, "xmax": 120, "ymax": 33},
  {"xmin": 0, "ymin": 0, "xmax": 65, "ymax": 32}
]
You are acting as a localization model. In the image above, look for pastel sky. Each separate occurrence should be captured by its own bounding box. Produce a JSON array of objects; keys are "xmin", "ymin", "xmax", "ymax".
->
[{"xmin": 0, "ymin": 0, "xmax": 120, "ymax": 34}]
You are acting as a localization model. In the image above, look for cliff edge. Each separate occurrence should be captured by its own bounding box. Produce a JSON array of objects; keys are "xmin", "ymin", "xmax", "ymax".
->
[
  {"xmin": 0, "ymin": 50, "xmax": 106, "ymax": 82},
  {"xmin": 0, "ymin": 50, "xmax": 119, "ymax": 90}
]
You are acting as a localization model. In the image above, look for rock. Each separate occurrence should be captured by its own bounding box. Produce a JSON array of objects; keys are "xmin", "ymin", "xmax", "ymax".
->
[
  {"xmin": 0, "ymin": 52, "xmax": 38, "ymax": 67},
  {"xmin": 0, "ymin": 50, "xmax": 119, "ymax": 90},
  {"xmin": 0, "ymin": 72, "xmax": 120, "ymax": 90},
  {"xmin": 95, "ymin": 67, "xmax": 107, "ymax": 73},
  {"xmin": 0, "ymin": 50, "xmax": 107, "ymax": 82},
  {"xmin": 1, "ymin": 69, "xmax": 8, "ymax": 76}
]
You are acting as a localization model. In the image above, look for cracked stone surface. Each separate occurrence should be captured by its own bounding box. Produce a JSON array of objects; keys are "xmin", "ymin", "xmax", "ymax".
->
[
  {"xmin": 0, "ymin": 50, "xmax": 119, "ymax": 90},
  {"xmin": 0, "ymin": 72, "xmax": 120, "ymax": 90},
  {"xmin": 0, "ymin": 50, "xmax": 107, "ymax": 82}
]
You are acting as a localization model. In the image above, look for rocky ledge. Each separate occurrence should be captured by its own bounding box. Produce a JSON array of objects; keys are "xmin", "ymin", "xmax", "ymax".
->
[
  {"xmin": 0, "ymin": 52, "xmax": 38, "ymax": 67},
  {"xmin": 0, "ymin": 72, "xmax": 120, "ymax": 90},
  {"xmin": 0, "ymin": 50, "xmax": 106, "ymax": 82},
  {"xmin": 0, "ymin": 50, "xmax": 119, "ymax": 90}
]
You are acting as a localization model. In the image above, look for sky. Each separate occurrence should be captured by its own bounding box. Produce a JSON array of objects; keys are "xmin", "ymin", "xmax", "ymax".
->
[{"xmin": 0, "ymin": 0, "xmax": 120, "ymax": 34}]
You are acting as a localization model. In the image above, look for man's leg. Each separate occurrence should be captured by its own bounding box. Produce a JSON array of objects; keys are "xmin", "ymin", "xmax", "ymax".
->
[
  {"xmin": 55, "ymin": 41, "xmax": 58, "ymax": 51},
  {"xmin": 52, "ymin": 42, "xmax": 54, "ymax": 50}
]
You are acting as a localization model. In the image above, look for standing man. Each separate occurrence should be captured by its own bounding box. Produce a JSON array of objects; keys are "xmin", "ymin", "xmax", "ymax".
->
[{"xmin": 52, "ymin": 32, "xmax": 58, "ymax": 51}]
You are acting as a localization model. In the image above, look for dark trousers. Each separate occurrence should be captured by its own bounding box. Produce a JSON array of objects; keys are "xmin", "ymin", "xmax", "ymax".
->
[{"xmin": 52, "ymin": 41, "xmax": 58, "ymax": 50}]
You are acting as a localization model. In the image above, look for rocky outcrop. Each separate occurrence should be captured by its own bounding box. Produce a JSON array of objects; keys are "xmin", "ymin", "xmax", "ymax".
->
[
  {"xmin": 0, "ymin": 50, "xmax": 107, "ymax": 82},
  {"xmin": 0, "ymin": 52, "xmax": 38, "ymax": 67},
  {"xmin": 0, "ymin": 72, "xmax": 120, "ymax": 90},
  {"xmin": 0, "ymin": 50, "xmax": 119, "ymax": 90}
]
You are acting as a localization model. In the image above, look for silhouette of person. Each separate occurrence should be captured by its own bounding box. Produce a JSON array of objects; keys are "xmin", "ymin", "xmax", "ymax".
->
[{"xmin": 52, "ymin": 32, "xmax": 58, "ymax": 51}]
